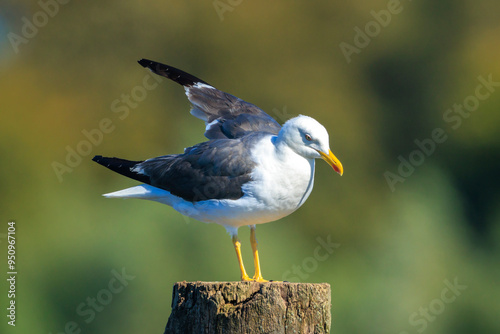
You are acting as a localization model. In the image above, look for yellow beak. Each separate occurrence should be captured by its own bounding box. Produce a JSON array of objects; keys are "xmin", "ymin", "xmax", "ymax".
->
[{"xmin": 317, "ymin": 149, "xmax": 343, "ymax": 176}]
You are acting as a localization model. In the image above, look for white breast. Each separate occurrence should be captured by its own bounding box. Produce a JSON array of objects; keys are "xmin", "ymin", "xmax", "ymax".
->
[
  {"xmin": 249, "ymin": 142, "xmax": 314, "ymax": 205},
  {"xmin": 158, "ymin": 135, "xmax": 316, "ymax": 229},
  {"xmin": 239, "ymin": 135, "xmax": 316, "ymax": 220}
]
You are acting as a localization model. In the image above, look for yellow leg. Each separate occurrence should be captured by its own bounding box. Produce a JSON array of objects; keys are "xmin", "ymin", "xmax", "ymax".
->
[
  {"xmin": 250, "ymin": 226, "xmax": 268, "ymax": 282},
  {"xmin": 232, "ymin": 235, "xmax": 252, "ymax": 281}
]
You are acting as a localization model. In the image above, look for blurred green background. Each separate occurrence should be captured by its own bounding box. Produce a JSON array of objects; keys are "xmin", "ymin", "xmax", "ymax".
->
[{"xmin": 1, "ymin": 0, "xmax": 499, "ymax": 333}]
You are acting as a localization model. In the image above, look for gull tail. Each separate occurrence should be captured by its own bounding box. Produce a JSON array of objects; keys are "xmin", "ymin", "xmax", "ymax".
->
[{"xmin": 102, "ymin": 184, "xmax": 170, "ymax": 200}]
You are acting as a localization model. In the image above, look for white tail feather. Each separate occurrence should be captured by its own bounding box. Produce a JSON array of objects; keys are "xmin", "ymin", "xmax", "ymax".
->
[{"xmin": 103, "ymin": 184, "xmax": 171, "ymax": 200}]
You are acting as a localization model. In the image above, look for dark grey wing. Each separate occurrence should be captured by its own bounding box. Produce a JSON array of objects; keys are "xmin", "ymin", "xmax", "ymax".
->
[
  {"xmin": 128, "ymin": 136, "xmax": 260, "ymax": 202},
  {"xmin": 138, "ymin": 59, "xmax": 282, "ymax": 139}
]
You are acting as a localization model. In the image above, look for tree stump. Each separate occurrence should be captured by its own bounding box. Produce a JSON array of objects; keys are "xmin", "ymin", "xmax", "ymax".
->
[{"xmin": 164, "ymin": 281, "xmax": 331, "ymax": 334}]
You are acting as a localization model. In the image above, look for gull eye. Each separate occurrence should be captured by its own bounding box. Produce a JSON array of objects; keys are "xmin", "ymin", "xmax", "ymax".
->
[{"xmin": 305, "ymin": 134, "xmax": 312, "ymax": 141}]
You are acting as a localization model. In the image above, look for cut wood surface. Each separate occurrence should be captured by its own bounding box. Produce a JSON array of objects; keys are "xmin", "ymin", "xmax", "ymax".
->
[{"xmin": 164, "ymin": 281, "xmax": 331, "ymax": 334}]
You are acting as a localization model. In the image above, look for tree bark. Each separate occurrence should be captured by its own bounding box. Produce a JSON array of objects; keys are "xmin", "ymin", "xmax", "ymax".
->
[{"xmin": 164, "ymin": 281, "xmax": 331, "ymax": 334}]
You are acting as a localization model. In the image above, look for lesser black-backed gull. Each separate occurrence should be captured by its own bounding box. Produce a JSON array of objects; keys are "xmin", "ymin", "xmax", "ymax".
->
[{"xmin": 93, "ymin": 59, "xmax": 343, "ymax": 282}]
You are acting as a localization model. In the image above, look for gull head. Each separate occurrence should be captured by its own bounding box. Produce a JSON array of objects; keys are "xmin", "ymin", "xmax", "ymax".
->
[{"xmin": 277, "ymin": 115, "xmax": 343, "ymax": 175}]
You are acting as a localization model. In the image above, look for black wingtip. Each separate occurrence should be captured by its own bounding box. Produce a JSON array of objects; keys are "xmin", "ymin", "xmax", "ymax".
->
[
  {"xmin": 137, "ymin": 58, "xmax": 210, "ymax": 87},
  {"xmin": 92, "ymin": 156, "xmax": 150, "ymax": 184},
  {"xmin": 137, "ymin": 58, "xmax": 152, "ymax": 68}
]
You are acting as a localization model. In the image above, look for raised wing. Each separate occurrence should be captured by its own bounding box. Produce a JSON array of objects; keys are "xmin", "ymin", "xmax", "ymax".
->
[{"xmin": 138, "ymin": 59, "xmax": 281, "ymax": 139}]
